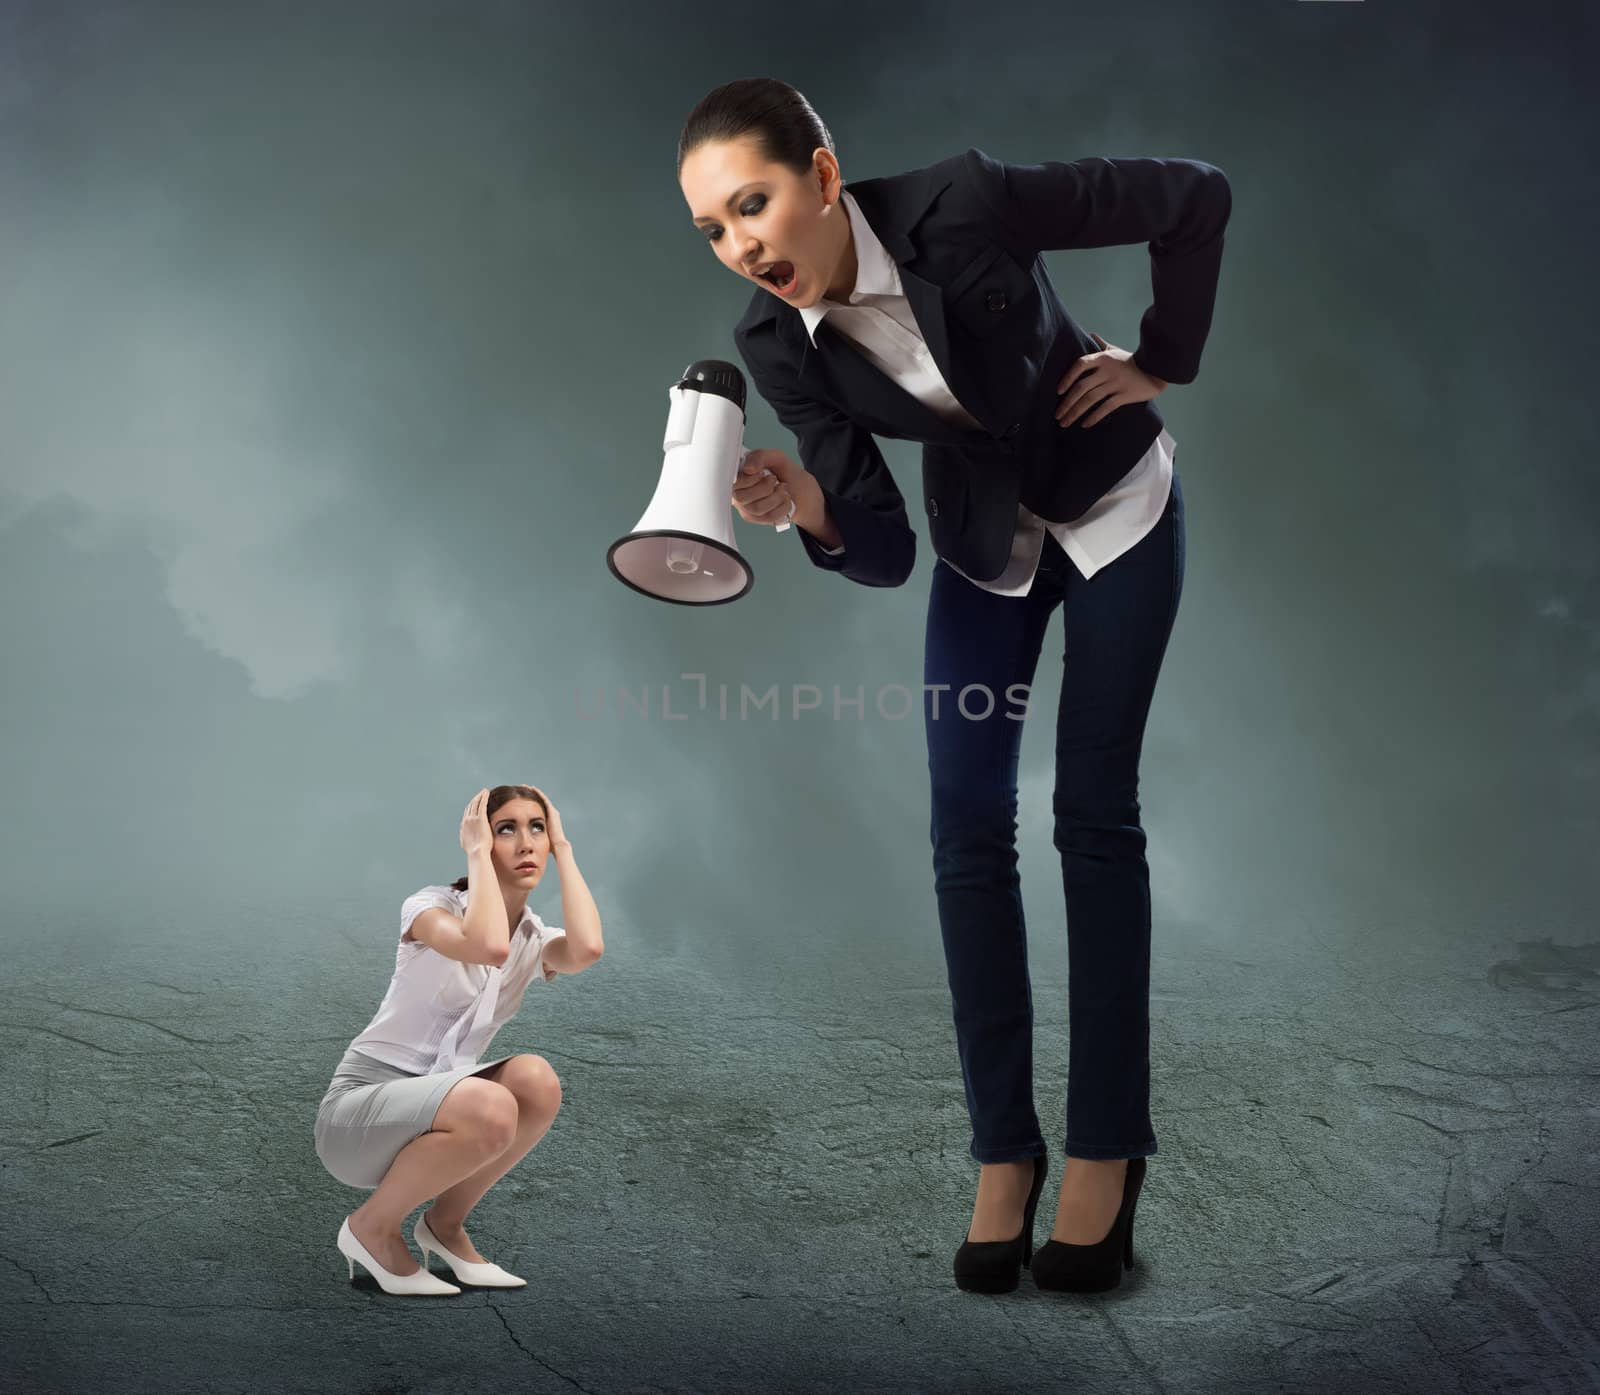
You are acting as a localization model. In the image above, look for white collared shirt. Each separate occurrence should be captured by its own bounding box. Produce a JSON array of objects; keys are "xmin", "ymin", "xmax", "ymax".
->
[
  {"xmin": 346, "ymin": 885, "xmax": 567, "ymax": 1075},
  {"xmin": 796, "ymin": 189, "xmax": 1174, "ymax": 595}
]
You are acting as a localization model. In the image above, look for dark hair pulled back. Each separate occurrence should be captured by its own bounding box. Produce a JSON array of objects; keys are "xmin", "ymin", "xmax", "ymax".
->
[{"xmin": 677, "ymin": 77, "xmax": 834, "ymax": 178}]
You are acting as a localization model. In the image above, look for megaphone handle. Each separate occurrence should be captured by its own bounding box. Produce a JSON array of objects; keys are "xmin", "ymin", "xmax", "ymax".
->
[{"xmin": 739, "ymin": 444, "xmax": 793, "ymax": 534}]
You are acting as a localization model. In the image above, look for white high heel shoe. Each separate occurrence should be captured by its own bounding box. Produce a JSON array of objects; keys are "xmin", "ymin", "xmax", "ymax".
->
[
  {"xmin": 415, "ymin": 1212, "xmax": 528, "ymax": 1288},
  {"xmin": 338, "ymin": 1216, "xmax": 461, "ymax": 1295}
]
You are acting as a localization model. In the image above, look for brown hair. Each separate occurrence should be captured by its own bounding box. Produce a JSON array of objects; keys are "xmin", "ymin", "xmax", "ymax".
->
[
  {"xmin": 449, "ymin": 784, "xmax": 549, "ymax": 892},
  {"xmin": 676, "ymin": 77, "xmax": 835, "ymax": 178}
]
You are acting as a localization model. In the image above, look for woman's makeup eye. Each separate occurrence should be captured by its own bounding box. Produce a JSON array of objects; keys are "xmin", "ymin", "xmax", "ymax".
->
[{"xmin": 704, "ymin": 196, "xmax": 766, "ymax": 243}]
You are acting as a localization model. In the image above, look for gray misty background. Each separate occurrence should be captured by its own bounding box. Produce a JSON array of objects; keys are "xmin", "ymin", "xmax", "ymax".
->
[{"xmin": 1, "ymin": 0, "xmax": 1595, "ymax": 988}]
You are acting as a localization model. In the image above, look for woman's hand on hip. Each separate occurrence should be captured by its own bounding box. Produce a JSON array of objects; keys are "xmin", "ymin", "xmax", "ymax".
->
[
  {"xmin": 733, "ymin": 448, "xmax": 813, "ymax": 528},
  {"xmin": 1055, "ymin": 331, "xmax": 1168, "ymax": 429},
  {"xmin": 459, "ymin": 788, "xmax": 493, "ymax": 859}
]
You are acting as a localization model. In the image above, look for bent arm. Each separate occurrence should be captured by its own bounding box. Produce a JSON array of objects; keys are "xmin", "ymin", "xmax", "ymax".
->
[
  {"xmin": 737, "ymin": 329, "xmax": 917, "ymax": 588},
  {"xmin": 964, "ymin": 147, "xmax": 1232, "ymax": 386},
  {"xmin": 404, "ymin": 853, "xmax": 512, "ymax": 965},
  {"xmin": 406, "ymin": 905, "xmax": 509, "ymax": 966},
  {"xmin": 538, "ymin": 844, "xmax": 602, "ymax": 977}
]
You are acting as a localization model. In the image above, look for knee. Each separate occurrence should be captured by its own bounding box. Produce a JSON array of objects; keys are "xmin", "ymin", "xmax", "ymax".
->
[
  {"xmin": 1052, "ymin": 798, "xmax": 1146, "ymax": 862},
  {"xmin": 929, "ymin": 784, "xmax": 1018, "ymax": 851},
  {"xmin": 502, "ymin": 1053, "xmax": 562, "ymax": 1123},
  {"xmin": 1052, "ymin": 771, "xmax": 1142, "ymax": 837},
  {"xmin": 452, "ymin": 1079, "xmax": 521, "ymax": 1154}
]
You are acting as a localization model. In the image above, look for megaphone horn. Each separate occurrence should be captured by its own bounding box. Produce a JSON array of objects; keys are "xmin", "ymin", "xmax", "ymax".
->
[{"xmin": 606, "ymin": 360, "xmax": 786, "ymax": 606}]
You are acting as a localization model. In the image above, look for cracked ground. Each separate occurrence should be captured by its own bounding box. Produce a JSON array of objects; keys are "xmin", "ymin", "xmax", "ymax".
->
[{"xmin": 1, "ymin": 916, "xmax": 1597, "ymax": 1395}]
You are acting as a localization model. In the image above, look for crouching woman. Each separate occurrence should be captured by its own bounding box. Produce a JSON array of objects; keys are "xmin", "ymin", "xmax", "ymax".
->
[{"xmin": 314, "ymin": 783, "xmax": 602, "ymax": 1295}]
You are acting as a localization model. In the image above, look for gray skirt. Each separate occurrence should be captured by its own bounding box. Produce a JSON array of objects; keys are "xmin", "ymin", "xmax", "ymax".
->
[{"xmin": 314, "ymin": 1044, "xmax": 521, "ymax": 1190}]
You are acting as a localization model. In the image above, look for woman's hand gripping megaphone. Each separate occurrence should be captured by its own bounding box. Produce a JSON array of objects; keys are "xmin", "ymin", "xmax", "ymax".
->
[{"xmin": 733, "ymin": 446, "xmax": 809, "ymax": 534}]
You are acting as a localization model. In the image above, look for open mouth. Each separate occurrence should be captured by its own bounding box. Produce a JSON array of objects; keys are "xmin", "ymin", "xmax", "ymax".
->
[{"xmin": 761, "ymin": 261, "xmax": 796, "ymax": 291}]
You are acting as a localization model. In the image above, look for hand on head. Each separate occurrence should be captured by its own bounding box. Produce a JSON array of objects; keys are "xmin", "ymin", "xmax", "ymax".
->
[
  {"xmin": 459, "ymin": 788, "xmax": 493, "ymax": 858},
  {"xmin": 520, "ymin": 784, "xmax": 569, "ymax": 851},
  {"xmin": 459, "ymin": 784, "xmax": 569, "ymax": 859}
]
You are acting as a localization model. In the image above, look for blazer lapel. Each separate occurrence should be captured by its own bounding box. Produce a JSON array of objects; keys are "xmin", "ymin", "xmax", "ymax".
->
[
  {"xmin": 896, "ymin": 260, "xmax": 996, "ymax": 432},
  {"xmin": 771, "ymin": 172, "xmax": 1002, "ymax": 443}
]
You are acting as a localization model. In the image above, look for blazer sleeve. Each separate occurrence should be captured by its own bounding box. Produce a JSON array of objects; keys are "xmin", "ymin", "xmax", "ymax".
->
[
  {"xmin": 962, "ymin": 146, "xmax": 1231, "ymax": 386},
  {"xmin": 735, "ymin": 327, "xmax": 917, "ymax": 589}
]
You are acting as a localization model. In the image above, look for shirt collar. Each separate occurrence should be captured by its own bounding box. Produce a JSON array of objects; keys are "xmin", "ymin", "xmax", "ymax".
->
[{"xmin": 796, "ymin": 188, "xmax": 902, "ymax": 346}]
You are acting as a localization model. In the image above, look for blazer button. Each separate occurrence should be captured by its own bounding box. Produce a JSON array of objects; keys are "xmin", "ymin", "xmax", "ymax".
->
[
  {"xmin": 985, "ymin": 290, "xmax": 1008, "ymax": 312},
  {"xmin": 928, "ymin": 497, "xmax": 940, "ymax": 517}
]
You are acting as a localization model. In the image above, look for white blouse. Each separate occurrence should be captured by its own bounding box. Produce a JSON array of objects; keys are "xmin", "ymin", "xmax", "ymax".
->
[{"xmin": 346, "ymin": 884, "xmax": 567, "ymax": 1076}]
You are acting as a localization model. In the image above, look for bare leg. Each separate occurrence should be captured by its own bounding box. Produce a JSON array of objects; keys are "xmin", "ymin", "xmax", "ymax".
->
[
  {"xmin": 347, "ymin": 1077, "xmax": 519, "ymax": 1274},
  {"xmin": 968, "ymin": 1159, "xmax": 1038, "ymax": 1242},
  {"xmin": 422, "ymin": 1054, "xmax": 562, "ymax": 1263},
  {"xmin": 1049, "ymin": 1156, "xmax": 1129, "ymax": 1244}
]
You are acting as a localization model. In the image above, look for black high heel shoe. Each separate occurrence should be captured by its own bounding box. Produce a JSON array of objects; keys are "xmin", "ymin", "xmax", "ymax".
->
[
  {"xmin": 1031, "ymin": 1155, "xmax": 1147, "ymax": 1293},
  {"xmin": 953, "ymin": 1151, "xmax": 1049, "ymax": 1294}
]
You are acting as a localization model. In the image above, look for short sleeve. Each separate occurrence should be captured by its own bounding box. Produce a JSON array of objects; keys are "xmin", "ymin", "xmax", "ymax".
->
[
  {"xmin": 400, "ymin": 886, "xmax": 460, "ymax": 944},
  {"xmin": 535, "ymin": 922, "xmax": 568, "ymax": 982}
]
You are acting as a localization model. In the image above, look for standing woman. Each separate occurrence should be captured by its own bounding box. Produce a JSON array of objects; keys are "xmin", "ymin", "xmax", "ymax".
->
[
  {"xmin": 314, "ymin": 784, "xmax": 603, "ymax": 1295},
  {"xmin": 678, "ymin": 79, "xmax": 1229, "ymax": 1295}
]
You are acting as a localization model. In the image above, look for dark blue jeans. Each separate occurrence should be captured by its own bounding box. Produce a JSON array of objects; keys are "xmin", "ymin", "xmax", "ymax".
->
[{"xmin": 922, "ymin": 470, "xmax": 1185, "ymax": 1164}]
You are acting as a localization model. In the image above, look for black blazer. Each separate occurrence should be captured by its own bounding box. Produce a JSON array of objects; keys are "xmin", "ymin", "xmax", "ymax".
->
[{"xmin": 732, "ymin": 147, "xmax": 1231, "ymax": 587}]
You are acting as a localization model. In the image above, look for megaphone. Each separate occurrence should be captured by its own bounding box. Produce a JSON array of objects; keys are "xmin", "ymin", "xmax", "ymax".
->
[{"xmin": 606, "ymin": 359, "xmax": 792, "ymax": 605}]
